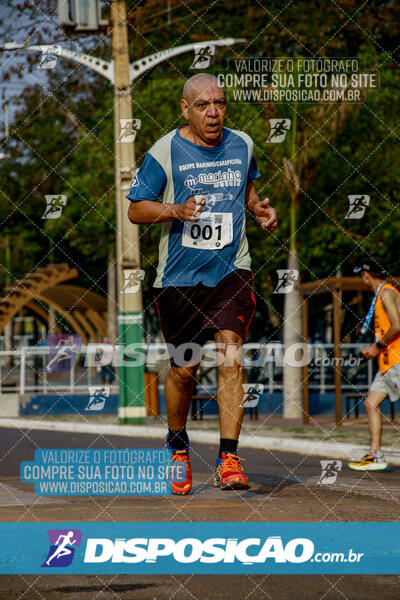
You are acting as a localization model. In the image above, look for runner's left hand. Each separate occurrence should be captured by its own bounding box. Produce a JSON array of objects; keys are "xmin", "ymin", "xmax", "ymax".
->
[
  {"xmin": 253, "ymin": 198, "xmax": 278, "ymax": 232},
  {"xmin": 361, "ymin": 343, "xmax": 379, "ymax": 359}
]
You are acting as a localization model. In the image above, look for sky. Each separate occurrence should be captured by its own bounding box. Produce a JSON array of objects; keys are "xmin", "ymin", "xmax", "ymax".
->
[{"xmin": 0, "ymin": 0, "xmax": 107, "ymax": 128}]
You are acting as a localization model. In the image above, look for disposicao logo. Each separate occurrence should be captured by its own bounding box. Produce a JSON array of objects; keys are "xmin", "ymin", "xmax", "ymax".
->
[
  {"xmin": 42, "ymin": 529, "xmax": 82, "ymax": 567},
  {"xmin": 83, "ymin": 536, "xmax": 314, "ymax": 565}
]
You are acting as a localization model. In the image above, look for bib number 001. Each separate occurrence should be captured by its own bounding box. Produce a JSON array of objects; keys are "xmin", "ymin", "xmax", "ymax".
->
[
  {"xmin": 190, "ymin": 223, "xmax": 221, "ymax": 240},
  {"xmin": 182, "ymin": 213, "xmax": 233, "ymax": 250}
]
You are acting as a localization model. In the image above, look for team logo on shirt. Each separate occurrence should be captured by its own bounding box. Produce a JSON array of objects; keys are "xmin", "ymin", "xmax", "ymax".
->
[
  {"xmin": 184, "ymin": 169, "xmax": 241, "ymax": 189},
  {"xmin": 130, "ymin": 175, "xmax": 139, "ymax": 188}
]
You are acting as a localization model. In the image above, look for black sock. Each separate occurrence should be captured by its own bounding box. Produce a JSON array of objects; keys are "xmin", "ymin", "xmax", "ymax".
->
[
  {"xmin": 219, "ymin": 438, "xmax": 238, "ymax": 458},
  {"xmin": 167, "ymin": 427, "xmax": 189, "ymax": 451}
]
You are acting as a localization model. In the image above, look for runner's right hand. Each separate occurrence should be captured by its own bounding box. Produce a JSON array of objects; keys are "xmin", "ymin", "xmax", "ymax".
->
[{"xmin": 177, "ymin": 196, "xmax": 205, "ymax": 221}]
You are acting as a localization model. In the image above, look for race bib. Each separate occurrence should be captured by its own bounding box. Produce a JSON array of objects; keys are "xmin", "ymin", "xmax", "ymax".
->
[{"xmin": 182, "ymin": 213, "xmax": 233, "ymax": 250}]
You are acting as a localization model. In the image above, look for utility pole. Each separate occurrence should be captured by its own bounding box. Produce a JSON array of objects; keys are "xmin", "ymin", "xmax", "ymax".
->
[{"xmin": 110, "ymin": 0, "xmax": 145, "ymax": 424}]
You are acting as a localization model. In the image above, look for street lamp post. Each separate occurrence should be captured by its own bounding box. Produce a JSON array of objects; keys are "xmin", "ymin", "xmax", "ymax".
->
[
  {"xmin": 2, "ymin": 28, "xmax": 245, "ymax": 424},
  {"xmin": 111, "ymin": 0, "xmax": 144, "ymax": 424}
]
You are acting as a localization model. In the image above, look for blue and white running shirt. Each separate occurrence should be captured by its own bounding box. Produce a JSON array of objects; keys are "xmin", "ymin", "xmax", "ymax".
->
[{"xmin": 127, "ymin": 126, "xmax": 260, "ymax": 288}]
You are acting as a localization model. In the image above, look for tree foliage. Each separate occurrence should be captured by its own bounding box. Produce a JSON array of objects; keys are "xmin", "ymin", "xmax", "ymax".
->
[{"xmin": 1, "ymin": 0, "xmax": 400, "ymax": 340}]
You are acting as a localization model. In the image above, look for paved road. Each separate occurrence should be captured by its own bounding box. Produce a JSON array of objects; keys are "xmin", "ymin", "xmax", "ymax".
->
[{"xmin": 0, "ymin": 427, "xmax": 399, "ymax": 599}]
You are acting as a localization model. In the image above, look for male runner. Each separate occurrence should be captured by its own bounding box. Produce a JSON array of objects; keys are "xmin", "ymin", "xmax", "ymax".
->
[
  {"xmin": 349, "ymin": 256, "xmax": 400, "ymax": 471},
  {"xmin": 127, "ymin": 73, "xmax": 278, "ymax": 493}
]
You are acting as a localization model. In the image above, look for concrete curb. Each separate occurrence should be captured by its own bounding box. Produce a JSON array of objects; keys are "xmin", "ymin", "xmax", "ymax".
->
[{"xmin": 1, "ymin": 418, "xmax": 400, "ymax": 464}]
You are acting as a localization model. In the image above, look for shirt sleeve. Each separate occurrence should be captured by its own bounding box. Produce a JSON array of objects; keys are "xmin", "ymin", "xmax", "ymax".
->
[
  {"xmin": 126, "ymin": 153, "xmax": 167, "ymax": 202},
  {"xmin": 247, "ymin": 154, "xmax": 261, "ymax": 183}
]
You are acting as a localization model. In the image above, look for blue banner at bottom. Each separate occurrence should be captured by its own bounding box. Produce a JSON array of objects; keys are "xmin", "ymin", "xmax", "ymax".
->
[{"xmin": 0, "ymin": 522, "xmax": 399, "ymax": 574}]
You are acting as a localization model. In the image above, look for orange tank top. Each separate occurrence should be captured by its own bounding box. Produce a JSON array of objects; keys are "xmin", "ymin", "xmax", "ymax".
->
[{"xmin": 374, "ymin": 283, "xmax": 400, "ymax": 373}]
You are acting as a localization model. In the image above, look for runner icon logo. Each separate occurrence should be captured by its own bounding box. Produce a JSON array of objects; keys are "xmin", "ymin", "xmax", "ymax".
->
[
  {"xmin": 122, "ymin": 269, "xmax": 145, "ymax": 293},
  {"xmin": 118, "ymin": 118, "xmax": 141, "ymax": 143},
  {"xmin": 44, "ymin": 334, "xmax": 82, "ymax": 373},
  {"xmin": 42, "ymin": 195, "xmax": 67, "ymax": 220},
  {"xmin": 38, "ymin": 46, "xmax": 61, "ymax": 69},
  {"xmin": 274, "ymin": 270, "xmax": 299, "ymax": 294},
  {"xmin": 266, "ymin": 119, "xmax": 291, "ymax": 143},
  {"xmin": 86, "ymin": 386, "xmax": 110, "ymax": 411},
  {"xmin": 240, "ymin": 383, "xmax": 264, "ymax": 408},
  {"xmin": 318, "ymin": 460, "xmax": 342, "ymax": 485},
  {"xmin": 190, "ymin": 44, "xmax": 216, "ymax": 69},
  {"xmin": 345, "ymin": 195, "xmax": 370, "ymax": 219},
  {"xmin": 42, "ymin": 529, "xmax": 82, "ymax": 568}
]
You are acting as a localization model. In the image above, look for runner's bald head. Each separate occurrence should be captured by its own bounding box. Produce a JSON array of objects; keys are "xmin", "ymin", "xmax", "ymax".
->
[
  {"xmin": 183, "ymin": 73, "xmax": 224, "ymax": 103},
  {"xmin": 180, "ymin": 73, "xmax": 226, "ymax": 145}
]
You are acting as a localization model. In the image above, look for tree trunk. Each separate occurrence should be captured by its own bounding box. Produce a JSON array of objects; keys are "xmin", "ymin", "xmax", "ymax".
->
[
  {"xmin": 107, "ymin": 248, "xmax": 117, "ymax": 343},
  {"xmin": 283, "ymin": 250, "xmax": 303, "ymax": 419}
]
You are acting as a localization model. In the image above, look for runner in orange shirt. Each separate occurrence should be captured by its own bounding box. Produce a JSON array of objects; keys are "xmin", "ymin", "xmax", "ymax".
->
[{"xmin": 349, "ymin": 256, "xmax": 400, "ymax": 471}]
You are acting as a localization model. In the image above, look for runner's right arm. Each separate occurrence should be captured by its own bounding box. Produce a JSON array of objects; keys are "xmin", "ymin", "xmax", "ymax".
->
[
  {"xmin": 126, "ymin": 149, "xmax": 204, "ymax": 224},
  {"xmin": 128, "ymin": 197, "xmax": 204, "ymax": 224}
]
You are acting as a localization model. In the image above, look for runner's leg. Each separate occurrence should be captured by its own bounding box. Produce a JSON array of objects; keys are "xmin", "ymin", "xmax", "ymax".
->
[
  {"xmin": 215, "ymin": 329, "xmax": 246, "ymax": 440},
  {"xmin": 364, "ymin": 391, "xmax": 387, "ymax": 451},
  {"xmin": 165, "ymin": 364, "xmax": 199, "ymax": 430},
  {"xmin": 165, "ymin": 363, "xmax": 198, "ymax": 495},
  {"xmin": 213, "ymin": 329, "xmax": 249, "ymax": 489}
]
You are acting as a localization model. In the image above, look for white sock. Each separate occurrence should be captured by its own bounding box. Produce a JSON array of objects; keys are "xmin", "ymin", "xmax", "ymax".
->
[{"xmin": 372, "ymin": 450, "xmax": 383, "ymax": 458}]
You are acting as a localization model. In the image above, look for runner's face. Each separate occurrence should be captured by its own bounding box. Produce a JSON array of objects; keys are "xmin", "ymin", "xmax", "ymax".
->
[
  {"xmin": 183, "ymin": 83, "xmax": 226, "ymax": 143},
  {"xmin": 362, "ymin": 270, "xmax": 373, "ymax": 289}
]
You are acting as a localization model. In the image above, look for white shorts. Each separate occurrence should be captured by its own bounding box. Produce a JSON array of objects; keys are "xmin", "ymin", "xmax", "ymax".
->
[{"xmin": 370, "ymin": 363, "xmax": 400, "ymax": 402}]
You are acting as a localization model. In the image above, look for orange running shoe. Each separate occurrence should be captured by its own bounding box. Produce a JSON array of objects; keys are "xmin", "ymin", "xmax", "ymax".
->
[
  {"xmin": 170, "ymin": 450, "xmax": 192, "ymax": 495},
  {"xmin": 213, "ymin": 452, "xmax": 250, "ymax": 490}
]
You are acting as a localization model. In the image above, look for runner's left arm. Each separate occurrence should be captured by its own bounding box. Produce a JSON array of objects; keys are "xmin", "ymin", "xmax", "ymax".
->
[
  {"xmin": 245, "ymin": 182, "xmax": 278, "ymax": 232},
  {"xmin": 380, "ymin": 289, "xmax": 400, "ymax": 345},
  {"xmin": 362, "ymin": 289, "xmax": 400, "ymax": 359}
]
